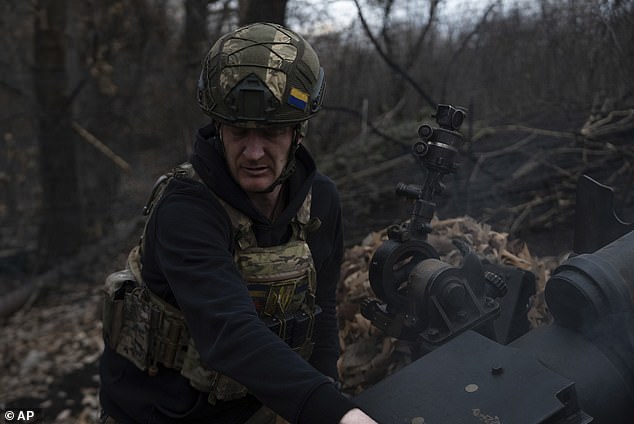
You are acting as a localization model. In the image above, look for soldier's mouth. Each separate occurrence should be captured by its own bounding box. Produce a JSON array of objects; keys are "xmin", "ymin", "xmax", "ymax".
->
[{"xmin": 241, "ymin": 165, "xmax": 269, "ymax": 176}]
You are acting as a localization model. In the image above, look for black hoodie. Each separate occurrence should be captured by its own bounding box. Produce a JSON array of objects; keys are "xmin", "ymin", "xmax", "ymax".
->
[{"xmin": 99, "ymin": 124, "xmax": 356, "ymax": 423}]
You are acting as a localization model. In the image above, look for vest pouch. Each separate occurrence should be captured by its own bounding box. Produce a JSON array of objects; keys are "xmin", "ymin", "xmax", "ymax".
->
[
  {"xmin": 262, "ymin": 313, "xmax": 293, "ymax": 343},
  {"xmin": 114, "ymin": 286, "xmax": 152, "ymax": 371},
  {"xmin": 102, "ymin": 269, "xmax": 136, "ymax": 348},
  {"xmin": 209, "ymin": 374, "xmax": 249, "ymax": 403},
  {"xmin": 242, "ymin": 241, "xmax": 316, "ymax": 317},
  {"xmin": 290, "ymin": 304, "xmax": 321, "ymax": 349},
  {"xmin": 180, "ymin": 339, "xmax": 216, "ymax": 392},
  {"xmin": 181, "ymin": 339, "xmax": 249, "ymax": 404}
]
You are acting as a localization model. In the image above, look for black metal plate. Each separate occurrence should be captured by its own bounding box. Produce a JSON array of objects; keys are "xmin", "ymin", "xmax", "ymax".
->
[{"xmin": 354, "ymin": 331, "xmax": 588, "ymax": 424}]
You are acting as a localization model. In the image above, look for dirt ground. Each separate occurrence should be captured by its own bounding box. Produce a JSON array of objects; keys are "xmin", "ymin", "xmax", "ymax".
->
[{"xmin": 0, "ymin": 234, "xmax": 135, "ymax": 423}]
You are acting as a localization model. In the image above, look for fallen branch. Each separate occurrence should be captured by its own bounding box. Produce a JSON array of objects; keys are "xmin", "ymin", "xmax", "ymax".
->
[
  {"xmin": 0, "ymin": 217, "xmax": 143, "ymax": 319},
  {"xmin": 72, "ymin": 121, "xmax": 132, "ymax": 174},
  {"xmin": 337, "ymin": 154, "xmax": 414, "ymax": 187},
  {"xmin": 472, "ymin": 125, "xmax": 577, "ymax": 142},
  {"xmin": 581, "ymin": 108, "xmax": 634, "ymax": 138},
  {"xmin": 0, "ymin": 281, "xmax": 41, "ymax": 320}
]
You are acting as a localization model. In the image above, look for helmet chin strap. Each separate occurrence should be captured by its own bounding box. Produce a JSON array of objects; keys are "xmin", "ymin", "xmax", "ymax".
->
[
  {"xmin": 213, "ymin": 121, "xmax": 225, "ymax": 156},
  {"xmin": 214, "ymin": 122, "xmax": 302, "ymax": 194}
]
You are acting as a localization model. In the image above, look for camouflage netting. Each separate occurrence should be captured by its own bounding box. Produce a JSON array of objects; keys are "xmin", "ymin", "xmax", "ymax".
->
[{"xmin": 336, "ymin": 215, "xmax": 561, "ymax": 395}]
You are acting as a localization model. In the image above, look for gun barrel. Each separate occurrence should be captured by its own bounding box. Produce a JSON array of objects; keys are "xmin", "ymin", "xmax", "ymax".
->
[{"xmin": 546, "ymin": 230, "xmax": 634, "ymax": 331}]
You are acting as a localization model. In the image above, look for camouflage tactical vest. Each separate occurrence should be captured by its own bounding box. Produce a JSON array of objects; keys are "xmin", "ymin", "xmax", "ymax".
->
[{"xmin": 102, "ymin": 163, "xmax": 321, "ymax": 404}]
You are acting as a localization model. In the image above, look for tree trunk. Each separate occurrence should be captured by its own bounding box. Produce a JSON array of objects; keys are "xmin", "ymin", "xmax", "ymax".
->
[
  {"xmin": 183, "ymin": 0, "xmax": 210, "ymax": 60},
  {"xmin": 238, "ymin": 0, "xmax": 288, "ymax": 26},
  {"xmin": 33, "ymin": 0, "xmax": 82, "ymax": 266},
  {"xmin": 179, "ymin": 0, "xmax": 212, "ymax": 154}
]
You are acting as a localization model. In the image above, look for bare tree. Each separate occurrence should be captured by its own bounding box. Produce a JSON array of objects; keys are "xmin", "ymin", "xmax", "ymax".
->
[
  {"xmin": 182, "ymin": 0, "xmax": 211, "ymax": 67},
  {"xmin": 238, "ymin": 0, "xmax": 288, "ymax": 25},
  {"xmin": 352, "ymin": 0, "xmax": 437, "ymax": 108},
  {"xmin": 179, "ymin": 0, "xmax": 213, "ymax": 148},
  {"xmin": 33, "ymin": 0, "xmax": 82, "ymax": 265}
]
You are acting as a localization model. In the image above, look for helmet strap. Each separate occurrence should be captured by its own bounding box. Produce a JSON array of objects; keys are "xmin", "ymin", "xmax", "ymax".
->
[{"xmin": 213, "ymin": 121, "xmax": 225, "ymax": 156}]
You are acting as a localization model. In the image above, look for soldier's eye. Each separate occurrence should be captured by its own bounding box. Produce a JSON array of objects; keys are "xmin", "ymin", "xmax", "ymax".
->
[
  {"xmin": 225, "ymin": 126, "xmax": 248, "ymax": 138},
  {"xmin": 263, "ymin": 128, "xmax": 290, "ymax": 139}
]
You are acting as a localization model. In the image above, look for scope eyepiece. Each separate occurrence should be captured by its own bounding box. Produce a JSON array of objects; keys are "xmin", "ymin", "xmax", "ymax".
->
[
  {"xmin": 433, "ymin": 104, "xmax": 466, "ymax": 131},
  {"xmin": 417, "ymin": 125, "xmax": 434, "ymax": 140}
]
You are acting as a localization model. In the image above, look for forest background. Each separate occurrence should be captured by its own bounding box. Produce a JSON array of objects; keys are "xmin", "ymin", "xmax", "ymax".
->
[
  {"xmin": 0, "ymin": 0, "xmax": 633, "ymax": 422},
  {"xmin": 2, "ymin": 0, "xmax": 634, "ymax": 268}
]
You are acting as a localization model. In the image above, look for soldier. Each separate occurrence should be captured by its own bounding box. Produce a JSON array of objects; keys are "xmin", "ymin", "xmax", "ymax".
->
[{"xmin": 99, "ymin": 22, "xmax": 377, "ymax": 424}]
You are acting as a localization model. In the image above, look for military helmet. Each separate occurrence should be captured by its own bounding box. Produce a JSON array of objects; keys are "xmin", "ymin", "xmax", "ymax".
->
[{"xmin": 197, "ymin": 22, "xmax": 326, "ymax": 128}]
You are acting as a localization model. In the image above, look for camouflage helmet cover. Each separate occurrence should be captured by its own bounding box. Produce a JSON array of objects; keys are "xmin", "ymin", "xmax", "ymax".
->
[{"xmin": 197, "ymin": 22, "xmax": 325, "ymax": 127}]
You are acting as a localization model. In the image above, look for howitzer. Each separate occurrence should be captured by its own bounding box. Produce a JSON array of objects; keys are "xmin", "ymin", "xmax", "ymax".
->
[{"xmin": 355, "ymin": 105, "xmax": 634, "ymax": 423}]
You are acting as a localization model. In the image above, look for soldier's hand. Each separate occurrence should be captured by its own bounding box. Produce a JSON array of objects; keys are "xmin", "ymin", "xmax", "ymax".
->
[{"xmin": 339, "ymin": 408, "xmax": 378, "ymax": 424}]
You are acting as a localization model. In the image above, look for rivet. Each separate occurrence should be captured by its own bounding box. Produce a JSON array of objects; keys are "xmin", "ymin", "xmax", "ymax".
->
[{"xmin": 465, "ymin": 383, "xmax": 479, "ymax": 393}]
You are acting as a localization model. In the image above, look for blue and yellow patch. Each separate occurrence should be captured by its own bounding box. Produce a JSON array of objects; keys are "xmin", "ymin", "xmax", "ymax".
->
[{"xmin": 287, "ymin": 87, "xmax": 309, "ymax": 111}]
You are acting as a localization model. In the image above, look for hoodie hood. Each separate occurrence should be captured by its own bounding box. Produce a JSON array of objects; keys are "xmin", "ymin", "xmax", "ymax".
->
[{"xmin": 190, "ymin": 123, "xmax": 317, "ymax": 228}]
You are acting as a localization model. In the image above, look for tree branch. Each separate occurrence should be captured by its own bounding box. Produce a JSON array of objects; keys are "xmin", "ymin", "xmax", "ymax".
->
[
  {"xmin": 71, "ymin": 121, "xmax": 132, "ymax": 174},
  {"xmin": 352, "ymin": 0, "xmax": 437, "ymax": 109}
]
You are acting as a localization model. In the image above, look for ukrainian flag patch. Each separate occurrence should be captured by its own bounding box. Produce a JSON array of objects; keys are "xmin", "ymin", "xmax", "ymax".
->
[{"xmin": 288, "ymin": 87, "xmax": 309, "ymax": 111}]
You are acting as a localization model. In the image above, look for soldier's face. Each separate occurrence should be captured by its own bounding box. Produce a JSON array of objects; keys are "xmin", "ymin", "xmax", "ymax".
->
[{"xmin": 221, "ymin": 125, "xmax": 295, "ymax": 193}]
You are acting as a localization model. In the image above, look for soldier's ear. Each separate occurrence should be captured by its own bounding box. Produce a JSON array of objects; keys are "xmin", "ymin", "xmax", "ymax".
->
[{"xmin": 292, "ymin": 125, "xmax": 303, "ymax": 146}]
